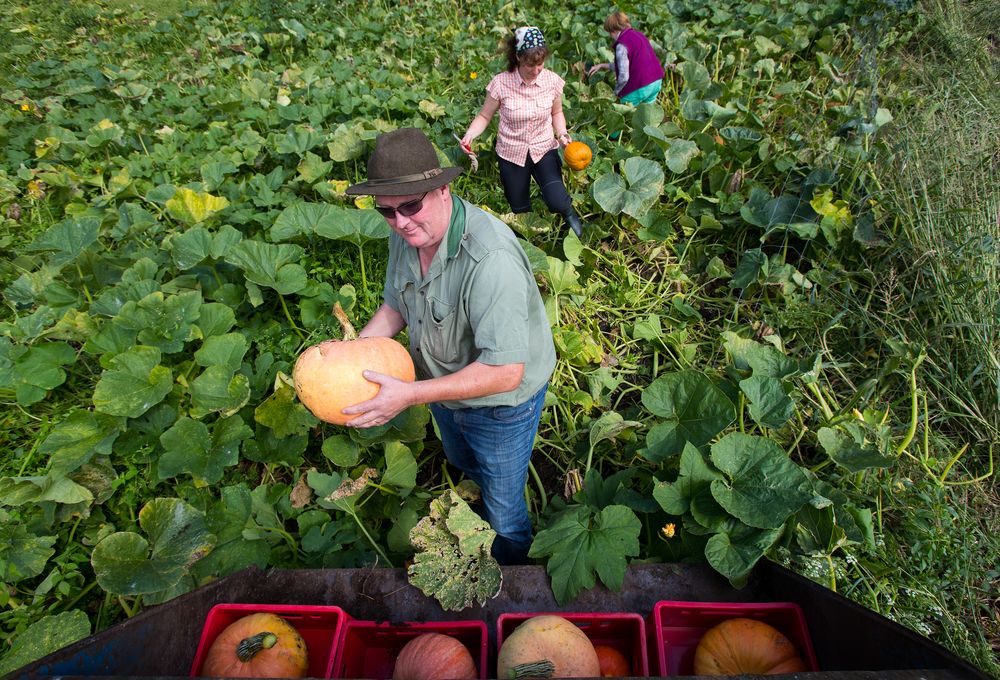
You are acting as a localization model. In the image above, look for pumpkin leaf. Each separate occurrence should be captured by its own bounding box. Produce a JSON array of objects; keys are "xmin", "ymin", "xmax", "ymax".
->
[
  {"xmin": 91, "ymin": 498, "xmax": 216, "ymax": 596},
  {"xmin": 225, "ymin": 240, "xmax": 308, "ymax": 295},
  {"xmin": 158, "ymin": 415, "xmax": 252, "ymax": 486},
  {"xmin": 408, "ymin": 490, "xmax": 502, "ymax": 611},
  {"xmin": 92, "ymin": 345, "xmax": 174, "ymax": 418},
  {"xmin": 0, "ymin": 511, "xmax": 57, "ymax": 583},
  {"xmin": 0, "ymin": 338, "xmax": 78, "ymax": 406},
  {"xmin": 0, "ymin": 610, "xmax": 91, "ymax": 676},
  {"xmin": 592, "ymin": 157, "xmax": 664, "ymax": 219},
  {"xmin": 710, "ymin": 433, "xmax": 814, "ymax": 528},
  {"xmin": 528, "ymin": 504, "xmax": 641, "ymax": 605},
  {"xmin": 165, "ymin": 187, "xmax": 229, "ymax": 225},
  {"xmin": 704, "ymin": 522, "xmax": 784, "ymax": 587},
  {"xmin": 313, "ymin": 206, "xmax": 390, "ymax": 246},
  {"xmin": 641, "ymin": 370, "xmax": 736, "ymax": 462}
]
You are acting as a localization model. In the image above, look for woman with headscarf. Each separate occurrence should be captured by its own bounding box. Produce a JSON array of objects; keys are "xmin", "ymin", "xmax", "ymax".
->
[{"xmin": 461, "ymin": 26, "xmax": 585, "ymax": 237}]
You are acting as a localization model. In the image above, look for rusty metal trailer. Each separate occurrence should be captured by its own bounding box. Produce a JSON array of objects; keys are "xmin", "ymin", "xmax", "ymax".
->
[{"xmin": 3, "ymin": 561, "xmax": 990, "ymax": 679}]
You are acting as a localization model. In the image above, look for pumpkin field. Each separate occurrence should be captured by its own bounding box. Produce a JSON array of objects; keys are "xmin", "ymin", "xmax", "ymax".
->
[{"xmin": 1, "ymin": 0, "xmax": 998, "ymax": 675}]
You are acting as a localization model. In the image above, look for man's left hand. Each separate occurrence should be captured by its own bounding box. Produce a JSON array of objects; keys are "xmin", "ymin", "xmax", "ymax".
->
[{"xmin": 342, "ymin": 371, "xmax": 412, "ymax": 428}]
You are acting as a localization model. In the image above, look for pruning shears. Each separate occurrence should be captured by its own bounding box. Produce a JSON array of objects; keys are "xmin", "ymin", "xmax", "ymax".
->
[{"xmin": 453, "ymin": 133, "xmax": 479, "ymax": 173}]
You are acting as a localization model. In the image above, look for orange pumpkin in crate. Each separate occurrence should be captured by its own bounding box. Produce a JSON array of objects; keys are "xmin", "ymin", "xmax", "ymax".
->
[
  {"xmin": 693, "ymin": 618, "xmax": 806, "ymax": 676},
  {"xmin": 201, "ymin": 612, "xmax": 308, "ymax": 678}
]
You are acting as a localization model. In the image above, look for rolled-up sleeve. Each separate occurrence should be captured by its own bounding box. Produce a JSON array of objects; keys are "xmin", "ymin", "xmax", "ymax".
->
[{"xmin": 466, "ymin": 250, "xmax": 531, "ymax": 366}]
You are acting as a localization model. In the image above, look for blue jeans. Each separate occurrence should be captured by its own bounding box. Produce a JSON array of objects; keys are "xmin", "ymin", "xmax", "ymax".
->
[{"xmin": 429, "ymin": 385, "xmax": 547, "ymax": 565}]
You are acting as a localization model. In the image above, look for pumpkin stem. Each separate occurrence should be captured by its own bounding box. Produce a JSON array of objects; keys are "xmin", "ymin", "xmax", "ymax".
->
[
  {"xmin": 332, "ymin": 301, "xmax": 358, "ymax": 341},
  {"xmin": 236, "ymin": 631, "xmax": 278, "ymax": 662},
  {"xmin": 508, "ymin": 660, "xmax": 556, "ymax": 679}
]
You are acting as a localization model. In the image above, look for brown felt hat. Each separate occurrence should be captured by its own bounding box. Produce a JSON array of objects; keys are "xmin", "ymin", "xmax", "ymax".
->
[{"xmin": 345, "ymin": 127, "xmax": 463, "ymax": 196}]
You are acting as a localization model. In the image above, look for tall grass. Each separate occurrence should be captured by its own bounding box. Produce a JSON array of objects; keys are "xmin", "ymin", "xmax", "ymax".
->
[
  {"xmin": 824, "ymin": 0, "xmax": 1000, "ymax": 673},
  {"xmin": 846, "ymin": 0, "xmax": 1000, "ymax": 470}
]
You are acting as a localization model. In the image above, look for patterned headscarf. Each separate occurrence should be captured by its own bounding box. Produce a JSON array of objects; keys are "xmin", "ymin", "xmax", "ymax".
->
[{"xmin": 514, "ymin": 26, "xmax": 545, "ymax": 53}]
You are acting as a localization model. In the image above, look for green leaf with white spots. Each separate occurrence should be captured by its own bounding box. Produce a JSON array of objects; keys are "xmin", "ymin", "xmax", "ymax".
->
[{"xmin": 92, "ymin": 345, "xmax": 174, "ymax": 418}]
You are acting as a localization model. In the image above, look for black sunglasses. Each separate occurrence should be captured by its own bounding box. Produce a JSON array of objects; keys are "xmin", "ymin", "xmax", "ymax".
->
[{"xmin": 375, "ymin": 192, "xmax": 428, "ymax": 220}]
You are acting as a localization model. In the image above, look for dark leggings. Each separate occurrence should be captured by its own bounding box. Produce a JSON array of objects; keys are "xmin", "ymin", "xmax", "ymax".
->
[{"xmin": 497, "ymin": 148, "xmax": 572, "ymax": 215}]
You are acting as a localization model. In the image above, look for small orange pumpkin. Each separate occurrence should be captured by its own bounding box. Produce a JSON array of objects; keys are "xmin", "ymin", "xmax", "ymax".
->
[
  {"xmin": 593, "ymin": 644, "xmax": 630, "ymax": 677},
  {"xmin": 693, "ymin": 618, "xmax": 807, "ymax": 676},
  {"xmin": 293, "ymin": 302, "xmax": 415, "ymax": 425},
  {"xmin": 393, "ymin": 632, "xmax": 478, "ymax": 680},
  {"xmin": 201, "ymin": 612, "xmax": 308, "ymax": 678},
  {"xmin": 563, "ymin": 141, "xmax": 592, "ymax": 171}
]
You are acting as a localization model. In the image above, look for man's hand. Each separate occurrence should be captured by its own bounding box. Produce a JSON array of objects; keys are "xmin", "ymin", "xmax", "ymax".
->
[{"xmin": 342, "ymin": 370, "xmax": 413, "ymax": 428}]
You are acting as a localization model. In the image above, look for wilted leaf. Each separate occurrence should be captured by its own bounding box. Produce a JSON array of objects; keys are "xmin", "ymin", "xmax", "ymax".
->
[
  {"xmin": 165, "ymin": 187, "xmax": 229, "ymax": 225},
  {"xmin": 408, "ymin": 490, "xmax": 502, "ymax": 611}
]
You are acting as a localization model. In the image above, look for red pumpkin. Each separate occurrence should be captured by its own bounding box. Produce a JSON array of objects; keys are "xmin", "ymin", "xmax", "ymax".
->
[
  {"xmin": 293, "ymin": 302, "xmax": 415, "ymax": 425},
  {"xmin": 201, "ymin": 612, "xmax": 308, "ymax": 678},
  {"xmin": 497, "ymin": 615, "xmax": 599, "ymax": 678},
  {"xmin": 392, "ymin": 633, "xmax": 478, "ymax": 680},
  {"xmin": 593, "ymin": 645, "xmax": 630, "ymax": 677},
  {"xmin": 693, "ymin": 618, "xmax": 807, "ymax": 676}
]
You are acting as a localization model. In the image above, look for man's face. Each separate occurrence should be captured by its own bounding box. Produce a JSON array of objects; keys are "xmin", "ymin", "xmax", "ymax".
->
[{"xmin": 375, "ymin": 186, "xmax": 450, "ymax": 251}]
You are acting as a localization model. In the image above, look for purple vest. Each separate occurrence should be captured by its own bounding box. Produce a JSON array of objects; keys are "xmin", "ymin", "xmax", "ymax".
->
[{"xmin": 615, "ymin": 28, "xmax": 666, "ymax": 97}]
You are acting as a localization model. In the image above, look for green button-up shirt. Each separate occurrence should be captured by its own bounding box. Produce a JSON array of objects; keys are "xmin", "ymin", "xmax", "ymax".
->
[{"xmin": 383, "ymin": 196, "xmax": 556, "ymax": 409}]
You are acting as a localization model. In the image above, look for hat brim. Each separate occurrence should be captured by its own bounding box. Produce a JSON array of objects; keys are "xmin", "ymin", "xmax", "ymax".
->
[{"xmin": 345, "ymin": 166, "xmax": 463, "ymax": 196}]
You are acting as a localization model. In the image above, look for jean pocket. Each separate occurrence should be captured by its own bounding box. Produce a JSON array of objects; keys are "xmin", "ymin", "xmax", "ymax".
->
[{"xmin": 491, "ymin": 401, "xmax": 535, "ymax": 424}]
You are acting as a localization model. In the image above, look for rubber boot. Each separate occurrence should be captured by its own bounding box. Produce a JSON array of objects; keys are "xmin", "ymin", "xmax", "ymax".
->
[{"xmin": 564, "ymin": 207, "xmax": 584, "ymax": 238}]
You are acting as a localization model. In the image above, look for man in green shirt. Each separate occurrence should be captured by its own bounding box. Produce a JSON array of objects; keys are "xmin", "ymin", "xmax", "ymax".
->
[{"xmin": 343, "ymin": 128, "xmax": 556, "ymax": 564}]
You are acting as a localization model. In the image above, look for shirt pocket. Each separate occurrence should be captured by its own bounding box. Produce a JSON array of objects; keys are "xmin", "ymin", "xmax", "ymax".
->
[{"xmin": 421, "ymin": 296, "xmax": 461, "ymax": 364}]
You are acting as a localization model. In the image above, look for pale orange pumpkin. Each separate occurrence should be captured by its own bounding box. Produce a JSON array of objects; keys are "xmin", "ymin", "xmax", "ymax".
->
[
  {"xmin": 563, "ymin": 141, "xmax": 592, "ymax": 171},
  {"xmin": 392, "ymin": 633, "xmax": 478, "ymax": 680},
  {"xmin": 497, "ymin": 615, "xmax": 599, "ymax": 678},
  {"xmin": 293, "ymin": 302, "xmax": 415, "ymax": 425},
  {"xmin": 693, "ymin": 618, "xmax": 807, "ymax": 676},
  {"xmin": 201, "ymin": 612, "xmax": 308, "ymax": 678}
]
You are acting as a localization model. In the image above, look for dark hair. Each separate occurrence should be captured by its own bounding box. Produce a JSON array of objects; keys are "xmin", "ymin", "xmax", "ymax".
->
[{"xmin": 505, "ymin": 36, "xmax": 549, "ymax": 72}]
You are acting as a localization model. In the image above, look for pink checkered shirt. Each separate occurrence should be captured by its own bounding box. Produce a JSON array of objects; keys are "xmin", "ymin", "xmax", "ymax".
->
[{"xmin": 486, "ymin": 68, "xmax": 565, "ymax": 166}]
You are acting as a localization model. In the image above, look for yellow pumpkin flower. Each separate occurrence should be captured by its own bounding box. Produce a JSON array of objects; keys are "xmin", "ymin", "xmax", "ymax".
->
[
  {"xmin": 469, "ymin": 71, "xmax": 478, "ymax": 80},
  {"xmin": 20, "ymin": 103, "xmax": 30, "ymax": 111},
  {"xmin": 661, "ymin": 523, "xmax": 676, "ymax": 539}
]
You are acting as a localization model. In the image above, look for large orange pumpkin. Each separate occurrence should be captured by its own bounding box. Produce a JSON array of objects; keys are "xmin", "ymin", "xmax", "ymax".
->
[
  {"xmin": 201, "ymin": 612, "xmax": 308, "ymax": 678},
  {"xmin": 563, "ymin": 141, "xmax": 592, "ymax": 171},
  {"xmin": 693, "ymin": 618, "xmax": 807, "ymax": 676},
  {"xmin": 293, "ymin": 302, "xmax": 415, "ymax": 425},
  {"xmin": 497, "ymin": 615, "xmax": 599, "ymax": 678},
  {"xmin": 392, "ymin": 633, "xmax": 478, "ymax": 680}
]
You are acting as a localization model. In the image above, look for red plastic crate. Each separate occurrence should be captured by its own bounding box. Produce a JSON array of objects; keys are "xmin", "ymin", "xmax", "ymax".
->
[
  {"xmin": 329, "ymin": 620, "xmax": 489, "ymax": 679},
  {"xmin": 651, "ymin": 600, "xmax": 819, "ymax": 676},
  {"xmin": 496, "ymin": 612, "xmax": 649, "ymax": 677},
  {"xmin": 189, "ymin": 603, "xmax": 348, "ymax": 678}
]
